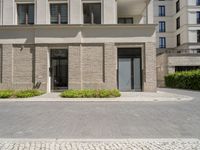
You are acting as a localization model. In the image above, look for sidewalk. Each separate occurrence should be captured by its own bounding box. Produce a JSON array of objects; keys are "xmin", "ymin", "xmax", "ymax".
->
[
  {"xmin": 0, "ymin": 89, "xmax": 194, "ymax": 102},
  {"xmin": 0, "ymin": 139, "xmax": 199, "ymax": 150}
]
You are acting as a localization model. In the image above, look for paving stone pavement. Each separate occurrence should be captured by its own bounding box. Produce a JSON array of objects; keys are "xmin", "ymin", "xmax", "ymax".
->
[{"xmin": 0, "ymin": 139, "xmax": 200, "ymax": 150}]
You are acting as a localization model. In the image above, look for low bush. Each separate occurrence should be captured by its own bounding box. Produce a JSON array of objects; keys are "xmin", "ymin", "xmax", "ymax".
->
[
  {"xmin": 15, "ymin": 90, "xmax": 45, "ymax": 98},
  {"xmin": 0, "ymin": 90, "xmax": 14, "ymax": 98},
  {"xmin": 0, "ymin": 89, "xmax": 44, "ymax": 99},
  {"xmin": 165, "ymin": 69, "xmax": 200, "ymax": 90},
  {"xmin": 60, "ymin": 89, "xmax": 121, "ymax": 98}
]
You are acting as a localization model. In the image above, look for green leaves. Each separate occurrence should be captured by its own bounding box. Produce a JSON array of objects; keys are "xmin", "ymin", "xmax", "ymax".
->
[
  {"xmin": 60, "ymin": 89, "xmax": 121, "ymax": 98},
  {"xmin": 165, "ymin": 70, "xmax": 200, "ymax": 90},
  {"xmin": 0, "ymin": 90, "xmax": 14, "ymax": 98},
  {"xmin": 15, "ymin": 90, "xmax": 45, "ymax": 98},
  {"xmin": 0, "ymin": 90, "xmax": 44, "ymax": 99}
]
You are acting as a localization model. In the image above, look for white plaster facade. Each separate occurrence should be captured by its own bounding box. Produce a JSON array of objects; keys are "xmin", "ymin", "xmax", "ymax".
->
[
  {"xmin": 0, "ymin": 0, "xmax": 154, "ymax": 25},
  {"xmin": 0, "ymin": 0, "xmax": 157, "ymax": 92},
  {"xmin": 154, "ymin": 0, "xmax": 200, "ymax": 50},
  {"xmin": 154, "ymin": 0, "xmax": 200, "ymax": 87}
]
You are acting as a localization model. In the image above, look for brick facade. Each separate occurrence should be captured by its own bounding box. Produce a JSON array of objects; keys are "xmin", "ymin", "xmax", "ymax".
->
[
  {"xmin": 35, "ymin": 46, "xmax": 48, "ymax": 91},
  {"xmin": 143, "ymin": 42, "xmax": 157, "ymax": 92},
  {"xmin": 13, "ymin": 45, "xmax": 34, "ymax": 85},
  {"xmin": 156, "ymin": 53, "xmax": 200, "ymax": 87},
  {"xmin": 68, "ymin": 45, "xmax": 82, "ymax": 89},
  {"xmin": 68, "ymin": 43, "xmax": 118, "ymax": 90},
  {"xmin": 156, "ymin": 53, "xmax": 168, "ymax": 87},
  {"xmin": 0, "ymin": 43, "xmax": 156, "ymax": 92}
]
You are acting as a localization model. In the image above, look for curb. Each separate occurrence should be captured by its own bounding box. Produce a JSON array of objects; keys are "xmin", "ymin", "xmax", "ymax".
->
[{"xmin": 0, "ymin": 138, "xmax": 199, "ymax": 142}]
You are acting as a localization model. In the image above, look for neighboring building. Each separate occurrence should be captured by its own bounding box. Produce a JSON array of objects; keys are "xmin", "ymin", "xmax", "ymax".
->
[
  {"xmin": 0, "ymin": 0, "xmax": 156, "ymax": 92},
  {"xmin": 155, "ymin": 0, "xmax": 200, "ymax": 87}
]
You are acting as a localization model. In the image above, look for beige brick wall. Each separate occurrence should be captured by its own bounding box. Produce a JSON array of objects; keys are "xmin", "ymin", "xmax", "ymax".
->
[
  {"xmin": 156, "ymin": 53, "xmax": 168, "ymax": 87},
  {"xmin": 0, "ymin": 45, "xmax": 2, "ymax": 83},
  {"xmin": 2, "ymin": 44, "xmax": 13, "ymax": 84},
  {"xmin": 68, "ymin": 43, "xmax": 117, "ymax": 90},
  {"xmin": 0, "ymin": 43, "xmax": 157, "ymax": 92},
  {"xmin": 13, "ymin": 45, "xmax": 34, "ymax": 84},
  {"xmin": 0, "ymin": 44, "xmax": 48, "ymax": 90},
  {"xmin": 104, "ymin": 43, "xmax": 117, "ymax": 89},
  {"xmin": 156, "ymin": 54, "xmax": 200, "ymax": 88},
  {"xmin": 68, "ymin": 45, "xmax": 82, "ymax": 89},
  {"xmin": 0, "ymin": 44, "xmax": 35, "ymax": 89},
  {"xmin": 144, "ymin": 42, "xmax": 157, "ymax": 92},
  {"xmin": 82, "ymin": 44, "xmax": 104, "ymax": 84},
  {"xmin": 168, "ymin": 56, "xmax": 200, "ymax": 66},
  {"xmin": 35, "ymin": 46, "xmax": 48, "ymax": 91}
]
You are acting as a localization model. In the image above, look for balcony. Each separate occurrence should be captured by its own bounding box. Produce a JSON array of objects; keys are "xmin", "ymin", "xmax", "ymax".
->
[{"xmin": 117, "ymin": 0, "xmax": 153, "ymax": 24}]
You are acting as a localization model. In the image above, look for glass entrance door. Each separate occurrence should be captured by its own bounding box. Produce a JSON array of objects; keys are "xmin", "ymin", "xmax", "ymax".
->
[
  {"xmin": 118, "ymin": 58, "xmax": 132, "ymax": 91},
  {"xmin": 118, "ymin": 57, "xmax": 142, "ymax": 92},
  {"xmin": 118, "ymin": 48, "xmax": 142, "ymax": 92},
  {"xmin": 50, "ymin": 49, "xmax": 68, "ymax": 91}
]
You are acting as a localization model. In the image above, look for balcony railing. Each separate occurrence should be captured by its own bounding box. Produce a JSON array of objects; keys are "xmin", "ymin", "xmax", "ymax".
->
[{"xmin": 165, "ymin": 49, "xmax": 200, "ymax": 55}]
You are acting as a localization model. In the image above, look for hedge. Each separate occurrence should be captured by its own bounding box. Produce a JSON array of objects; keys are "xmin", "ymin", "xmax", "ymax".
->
[
  {"xmin": 0, "ymin": 90, "xmax": 14, "ymax": 98},
  {"xmin": 165, "ymin": 69, "xmax": 200, "ymax": 90},
  {"xmin": 60, "ymin": 89, "xmax": 121, "ymax": 98},
  {"xmin": 15, "ymin": 90, "xmax": 45, "ymax": 98},
  {"xmin": 0, "ymin": 89, "xmax": 45, "ymax": 98}
]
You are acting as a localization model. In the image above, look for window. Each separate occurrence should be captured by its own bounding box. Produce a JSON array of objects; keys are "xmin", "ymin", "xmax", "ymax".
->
[
  {"xmin": 176, "ymin": 17, "xmax": 180, "ymax": 29},
  {"xmin": 176, "ymin": 0, "xmax": 180, "ymax": 13},
  {"xmin": 159, "ymin": 21, "xmax": 166, "ymax": 32},
  {"xmin": 197, "ymin": 0, "xmax": 200, "ymax": 6},
  {"xmin": 197, "ymin": 12, "xmax": 200, "ymax": 24},
  {"xmin": 192, "ymin": 49, "xmax": 200, "ymax": 53},
  {"xmin": 17, "ymin": 4, "xmax": 34, "ymax": 25},
  {"xmin": 50, "ymin": 3, "xmax": 68, "ymax": 24},
  {"xmin": 177, "ymin": 34, "xmax": 181, "ymax": 46},
  {"xmin": 83, "ymin": 3, "xmax": 101, "ymax": 24},
  {"xmin": 197, "ymin": 30, "xmax": 200, "ymax": 42},
  {"xmin": 159, "ymin": 5, "xmax": 165, "ymax": 16},
  {"xmin": 159, "ymin": 37, "xmax": 166, "ymax": 48},
  {"xmin": 118, "ymin": 18, "xmax": 133, "ymax": 24}
]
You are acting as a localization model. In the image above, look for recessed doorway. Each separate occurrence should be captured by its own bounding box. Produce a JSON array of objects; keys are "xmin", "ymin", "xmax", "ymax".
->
[
  {"xmin": 118, "ymin": 48, "xmax": 142, "ymax": 92},
  {"xmin": 50, "ymin": 49, "xmax": 68, "ymax": 92}
]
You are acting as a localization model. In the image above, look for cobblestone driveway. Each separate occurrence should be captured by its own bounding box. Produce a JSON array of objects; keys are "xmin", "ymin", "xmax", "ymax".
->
[{"xmin": 0, "ymin": 139, "xmax": 200, "ymax": 150}]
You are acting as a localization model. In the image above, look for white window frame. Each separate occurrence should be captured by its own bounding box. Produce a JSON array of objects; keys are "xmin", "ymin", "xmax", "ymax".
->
[
  {"xmin": 48, "ymin": 0, "xmax": 70, "ymax": 24},
  {"xmin": 81, "ymin": 0, "xmax": 103, "ymax": 24},
  {"xmin": 49, "ymin": 0, "xmax": 69, "ymax": 24},
  {"xmin": 15, "ymin": 0, "xmax": 36, "ymax": 25}
]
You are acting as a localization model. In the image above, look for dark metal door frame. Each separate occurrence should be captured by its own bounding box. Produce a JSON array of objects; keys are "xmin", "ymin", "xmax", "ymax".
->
[
  {"xmin": 50, "ymin": 49, "xmax": 68, "ymax": 92},
  {"xmin": 117, "ymin": 51, "xmax": 142, "ymax": 92}
]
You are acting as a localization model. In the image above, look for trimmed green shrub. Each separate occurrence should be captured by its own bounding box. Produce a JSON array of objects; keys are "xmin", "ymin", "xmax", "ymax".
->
[
  {"xmin": 0, "ymin": 90, "xmax": 14, "ymax": 98},
  {"xmin": 60, "ymin": 89, "xmax": 121, "ymax": 98},
  {"xmin": 165, "ymin": 69, "xmax": 200, "ymax": 90},
  {"xmin": 15, "ymin": 90, "xmax": 45, "ymax": 98}
]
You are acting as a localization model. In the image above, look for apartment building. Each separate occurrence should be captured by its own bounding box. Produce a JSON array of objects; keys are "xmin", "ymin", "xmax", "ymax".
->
[
  {"xmin": 155, "ymin": 0, "xmax": 200, "ymax": 87},
  {"xmin": 0, "ymin": 0, "xmax": 156, "ymax": 92}
]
